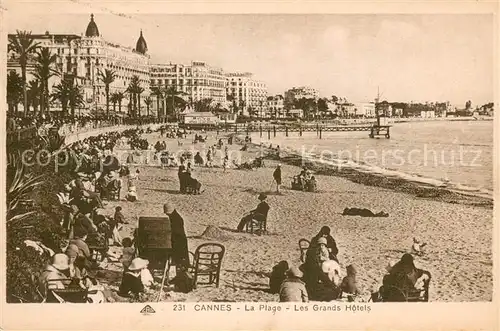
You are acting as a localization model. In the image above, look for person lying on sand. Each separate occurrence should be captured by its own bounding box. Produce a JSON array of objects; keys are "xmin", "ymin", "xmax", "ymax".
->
[{"xmin": 342, "ymin": 207, "xmax": 389, "ymax": 217}]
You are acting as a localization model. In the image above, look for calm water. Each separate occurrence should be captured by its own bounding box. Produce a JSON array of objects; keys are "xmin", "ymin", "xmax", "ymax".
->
[{"xmin": 252, "ymin": 121, "xmax": 493, "ymax": 193}]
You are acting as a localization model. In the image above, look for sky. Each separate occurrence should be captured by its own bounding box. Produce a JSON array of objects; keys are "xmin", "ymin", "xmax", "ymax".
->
[{"xmin": 5, "ymin": 3, "xmax": 495, "ymax": 106}]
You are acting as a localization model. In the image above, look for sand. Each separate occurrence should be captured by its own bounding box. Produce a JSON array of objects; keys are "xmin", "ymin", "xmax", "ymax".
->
[{"xmin": 97, "ymin": 130, "xmax": 493, "ymax": 302}]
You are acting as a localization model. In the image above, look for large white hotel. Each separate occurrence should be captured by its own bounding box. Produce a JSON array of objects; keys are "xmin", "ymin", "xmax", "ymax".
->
[{"xmin": 7, "ymin": 14, "xmax": 268, "ymax": 117}]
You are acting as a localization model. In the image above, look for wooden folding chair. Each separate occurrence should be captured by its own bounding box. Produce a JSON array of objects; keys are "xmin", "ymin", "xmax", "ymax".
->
[{"xmin": 192, "ymin": 243, "xmax": 225, "ymax": 289}]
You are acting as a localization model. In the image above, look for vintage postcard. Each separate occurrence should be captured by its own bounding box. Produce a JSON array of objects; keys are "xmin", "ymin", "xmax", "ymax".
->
[{"xmin": 0, "ymin": 0, "xmax": 498, "ymax": 330}]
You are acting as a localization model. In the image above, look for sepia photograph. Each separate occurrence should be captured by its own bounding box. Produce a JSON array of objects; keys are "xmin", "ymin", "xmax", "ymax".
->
[{"xmin": 1, "ymin": 0, "xmax": 497, "ymax": 330}]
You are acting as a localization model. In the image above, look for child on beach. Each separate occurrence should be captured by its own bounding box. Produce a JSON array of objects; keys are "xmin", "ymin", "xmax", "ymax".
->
[
  {"xmin": 110, "ymin": 206, "xmax": 126, "ymax": 246},
  {"xmin": 120, "ymin": 237, "xmax": 135, "ymax": 271},
  {"xmin": 341, "ymin": 264, "xmax": 360, "ymax": 299},
  {"xmin": 279, "ymin": 267, "xmax": 308, "ymax": 303}
]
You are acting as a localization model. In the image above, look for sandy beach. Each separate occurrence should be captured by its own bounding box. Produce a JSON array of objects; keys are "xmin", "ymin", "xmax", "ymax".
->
[{"xmin": 99, "ymin": 131, "xmax": 493, "ymax": 302}]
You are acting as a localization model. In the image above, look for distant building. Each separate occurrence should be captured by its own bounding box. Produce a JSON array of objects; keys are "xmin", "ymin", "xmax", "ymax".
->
[
  {"xmin": 284, "ymin": 86, "xmax": 319, "ymax": 109},
  {"xmin": 150, "ymin": 61, "xmax": 227, "ymax": 115},
  {"xmin": 393, "ymin": 108, "xmax": 404, "ymax": 117},
  {"xmin": 267, "ymin": 95, "xmax": 285, "ymax": 118},
  {"xmin": 353, "ymin": 102, "xmax": 376, "ymax": 117},
  {"xmin": 226, "ymin": 72, "xmax": 267, "ymax": 117}
]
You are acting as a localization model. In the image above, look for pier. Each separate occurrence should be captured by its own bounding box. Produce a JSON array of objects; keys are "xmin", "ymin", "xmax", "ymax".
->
[{"xmin": 180, "ymin": 122, "xmax": 392, "ymax": 139}]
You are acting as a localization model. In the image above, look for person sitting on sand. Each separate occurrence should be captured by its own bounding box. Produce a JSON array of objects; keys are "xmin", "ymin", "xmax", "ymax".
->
[
  {"xmin": 342, "ymin": 207, "xmax": 389, "ymax": 217},
  {"xmin": 384, "ymin": 253, "xmax": 430, "ymax": 297},
  {"xmin": 118, "ymin": 258, "xmax": 149, "ymax": 298},
  {"xmin": 309, "ymin": 226, "xmax": 339, "ymax": 262},
  {"xmin": 194, "ymin": 152, "xmax": 204, "ymax": 166},
  {"xmin": 279, "ymin": 267, "xmax": 309, "ymax": 303},
  {"xmin": 341, "ymin": 264, "xmax": 360, "ymax": 298},
  {"xmin": 269, "ymin": 260, "xmax": 289, "ymax": 294},
  {"xmin": 236, "ymin": 193, "xmax": 270, "ymax": 232}
]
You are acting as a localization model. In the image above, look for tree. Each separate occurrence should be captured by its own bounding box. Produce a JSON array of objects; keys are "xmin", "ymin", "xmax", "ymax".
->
[
  {"xmin": 27, "ymin": 80, "xmax": 41, "ymax": 116},
  {"xmin": 7, "ymin": 71, "xmax": 23, "ymax": 113},
  {"xmin": 110, "ymin": 92, "xmax": 119, "ymax": 113},
  {"xmin": 136, "ymin": 86, "xmax": 144, "ymax": 117},
  {"xmin": 114, "ymin": 92, "xmax": 125, "ymax": 114},
  {"xmin": 331, "ymin": 95, "xmax": 339, "ymax": 104},
  {"xmin": 98, "ymin": 69, "xmax": 116, "ymax": 116},
  {"xmin": 33, "ymin": 48, "xmax": 58, "ymax": 116},
  {"xmin": 50, "ymin": 80, "xmax": 71, "ymax": 114},
  {"xmin": 8, "ymin": 30, "xmax": 40, "ymax": 115},
  {"xmin": 317, "ymin": 98, "xmax": 328, "ymax": 115},
  {"xmin": 126, "ymin": 76, "xmax": 141, "ymax": 117},
  {"xmin": 194, "ymin": 98, "xmax": 213, "ymax": 112},
  {"xmin": 164, "ymin": 84, "xmax": 187, "ymax": 119},
  {"xmin": 68, "ymin": 83, "xmax": 85, "ymax": 116},
  {"xmin": 144, "ymin": 96, "xmax": 153, "ymax": 117},
  {"xmin": 151, "ymin": 86, "xmax": 163, "ymax": 119}
]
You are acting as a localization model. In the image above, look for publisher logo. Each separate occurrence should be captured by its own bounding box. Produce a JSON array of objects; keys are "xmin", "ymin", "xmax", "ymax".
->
[{"xmin": 140, "ymin": 305, "xmax": 156, "ymax": 314}]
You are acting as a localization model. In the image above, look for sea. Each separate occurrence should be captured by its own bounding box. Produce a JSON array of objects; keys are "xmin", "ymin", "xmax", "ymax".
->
[{"xmin": 251, "ymin": 120, "xmax": 494, "ymax": 197}]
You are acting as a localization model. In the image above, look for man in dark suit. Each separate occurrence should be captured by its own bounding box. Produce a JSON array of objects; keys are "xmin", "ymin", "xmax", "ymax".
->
[
  {"xmin": 163, "ymin": 203, "xmax": 189, "ymax": 270},
  {"xmin": 237, "ymin": 193, "xmax": 270, "ymax": 232}
]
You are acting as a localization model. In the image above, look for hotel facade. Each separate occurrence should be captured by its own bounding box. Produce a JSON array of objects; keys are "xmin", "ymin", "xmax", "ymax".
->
[
  {"xmin": 7, "ymin": 14, "xmax": 150, "ymax": 114},
  {"xmin": 7, "ymin": 14, "xmax": 268, "ymax": 117}
]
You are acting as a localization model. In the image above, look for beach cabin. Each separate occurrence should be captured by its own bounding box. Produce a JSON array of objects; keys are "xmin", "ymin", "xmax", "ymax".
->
[
  {"xmin": 217, "ymin": 113, "xmax": 237, "ymax": 124},
  {"xmin": 421, "ymin": 110, "xmax": 436, "ymax": 118},
  {"xmin": 179, "ymin": 112, "xmax": 219, "ymax": 125},
  {"xmin": 288, "ymin": 108, "xmax": 304, "ymax": 118}
]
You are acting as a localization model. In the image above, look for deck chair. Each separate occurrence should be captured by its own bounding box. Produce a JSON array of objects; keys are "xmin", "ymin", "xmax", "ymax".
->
[
  {"xmin": 378, "ymin": 271, "xmax": 431, "ymax": 302},
  {"xmin": 46, "ymin": 278, "xmax": 88, "ymax": 303},
  {"xmin": 298, "ymin": 239, "xmax": 311, "ymax": 263},
  {"xmin": 192, "ymin": 243, "xmax": 225, "ymax": 289}
]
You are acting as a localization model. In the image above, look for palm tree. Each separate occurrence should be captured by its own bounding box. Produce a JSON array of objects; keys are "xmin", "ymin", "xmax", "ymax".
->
[
  {"xmin": 68, "ymin": 83, "xmax": 85, "ymax": 116},
  {"xmin": 27, "ymin": 80, "xmax": 41, "ymax": 116},
  {"xmin": 164, "ymin": 84, "xmax": 187, "ymax": 120},
  {"xmin": 114, "ymin": 92, "xmax": 125, "ymax": 113},
  {"xmin": 151, "ymin": 86, "xmax": 163, "ymax": 119},
  {"xmin": 98, "ymin": 69, "xmax": 116, "ymax": 116},
  {"xmin": 50, "ymin": 80, "xmax": 71, "ymax": 114},
  {"xmin": 126, "ymin": 76, "xmax": 140, "ymax": 117},
  {"xmin": 7, "ymin": 71, "xmax": 23, "ymax": 113},
  {"xmin": 136, "ymin": 86, "xmax": 144, "ymax": 117},
  {"xmin": 33, "ymin": 48, "xmax": 58, "ymax": 116},
  {"xmin": 8, "ymin": 30, "xmax": 40, "ymax": 115},
  {"xmin": 144, "ymin": 96, "xmax": 153, "ymax": 117},
  {"xmin": 110, "ymin": 92, "xmax": 119, "ymax": 113}
]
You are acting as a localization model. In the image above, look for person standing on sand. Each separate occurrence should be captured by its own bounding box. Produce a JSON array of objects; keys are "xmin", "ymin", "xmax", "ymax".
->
[
  {"xmin": 273, "ymin": 164, "xmax": 282, "ymax": 193},
  {"xmin": 163, "ymin": 203, "xmax": 189, "ymax": 269}
]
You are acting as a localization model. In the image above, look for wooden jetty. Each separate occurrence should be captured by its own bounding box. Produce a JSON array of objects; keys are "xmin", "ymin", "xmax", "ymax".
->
[{"xmin": 181, "ymin": 122, "xmax": 391, "ymax": 139}]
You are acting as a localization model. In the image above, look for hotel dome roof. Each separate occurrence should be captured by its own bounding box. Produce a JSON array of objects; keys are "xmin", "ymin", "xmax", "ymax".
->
[
  {"xmin": 135, "ymin": 30, "xmax": 148, "ymax": 54},
  {"xmin": 85, "ymin": 14, "xmax": 100, "ymax": 37}
]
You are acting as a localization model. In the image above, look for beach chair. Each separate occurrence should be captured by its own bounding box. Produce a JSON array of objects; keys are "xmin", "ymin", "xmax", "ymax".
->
[
  {"xmin": 192, "ymin": 243, "xmax": 225, "ymax": 289},
  {"xmin": 46, "ymin": 278, "xmax": 88, "ymax": 303},
  {"xmin": 245, "ymin": 216, "xmax": 267, "ymax": 235},
  {"xmin": 298, "ymin": 239, "xmax": 310, "ymax": 262},
  {"xmin": 376, "ymin": 271, "xmax": 431, "ymax": 302}
]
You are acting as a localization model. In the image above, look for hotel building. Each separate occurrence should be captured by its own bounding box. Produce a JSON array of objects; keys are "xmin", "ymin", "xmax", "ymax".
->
[
  {"xmin": 7, "ymin": 14, "xmax": 151, "ymax": 114},
  {"xmin": 149, "ymin": 61, "xmax": 227, "ymax": 112},
  {"xmin": 226, "ymin": 72, "xmax": 267, "ymax": 117}
]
